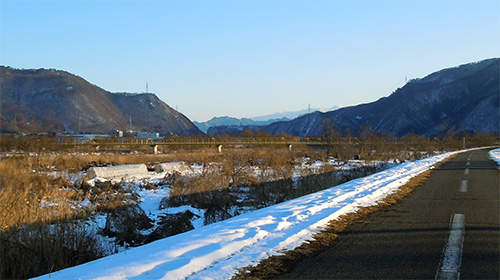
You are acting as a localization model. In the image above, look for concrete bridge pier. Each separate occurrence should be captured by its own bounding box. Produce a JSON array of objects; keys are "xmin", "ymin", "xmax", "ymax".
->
[
  {"xmin": 217, "ymin": 144, "xmax": 223, "ymax": 153},
  {"xmin": 152, "ymin": 145, "xmax": 158, "ymax": 155},
  {"xmin": 95, "ymin": 145, "xmax": 100, "ymax": 152},
  {"xmin": 288, "ymin": 144, "xmax": 293, "ymax": 152}
]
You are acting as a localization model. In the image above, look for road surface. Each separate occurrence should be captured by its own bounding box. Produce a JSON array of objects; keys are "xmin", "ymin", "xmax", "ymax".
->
[{"xmin": 274, "ymin": 148, "xmax": 499, "ymax": 279}]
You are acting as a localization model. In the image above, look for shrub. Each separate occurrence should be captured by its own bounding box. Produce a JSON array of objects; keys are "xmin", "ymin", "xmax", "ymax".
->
[
  {"xmin": 0, "ymin": 222, "xmax": 106, "ymax": 279},
  {"xmin": 102, "ymin": 204, "xmax": 153, "ymax": 246}
]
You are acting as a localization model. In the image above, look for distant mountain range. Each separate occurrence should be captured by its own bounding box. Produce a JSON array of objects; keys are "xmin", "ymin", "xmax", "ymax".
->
[
  {"xmin": 194, "ymin": 117, "xmax": 289, "ymax": 134},
  {"xmin": 211, "ymin": 58, "xmax": 500, "ymax": 137},
  {"xmin": 0, "ymin": 67, "xmax": 202, "ymax": 135},
  {"xmin": 2, "ymin": 58, "xmax": 498, "ymax": 138},
  {"xmin": 194, "ymin": 106, "xmax": 339, "ymax": 133},
  {"xmin": 249, "ymin": 106, "xmax": 339, "ymax": 122}
]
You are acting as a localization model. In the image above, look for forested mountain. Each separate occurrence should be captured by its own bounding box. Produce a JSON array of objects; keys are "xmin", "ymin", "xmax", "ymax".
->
[
  {"xmin": 214, "ymin": 58, "xmax": 499, "ymax": 137},
  {"xmin": 0, "ymin": 67, "xmax": 202, "ymax": 135}
]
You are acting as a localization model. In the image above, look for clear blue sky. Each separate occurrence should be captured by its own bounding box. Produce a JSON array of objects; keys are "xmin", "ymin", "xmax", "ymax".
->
[{"xmin": 1, "ymin": 0, "xmax": 499, "ymax": 122}]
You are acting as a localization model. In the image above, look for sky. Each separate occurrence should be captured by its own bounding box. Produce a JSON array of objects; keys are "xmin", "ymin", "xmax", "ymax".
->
[{"xmin": 1, "ymin": 0, "xmax": 499, "ymax": 122}]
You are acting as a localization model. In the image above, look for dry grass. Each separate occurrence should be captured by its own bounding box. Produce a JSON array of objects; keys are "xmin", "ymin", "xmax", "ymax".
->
[
  {"xmin": 22, "ymin": 146, "xmax": 299, "ymax": 173},
  {"xmin": 0, "ymin": 158, "xmax": 82, "ymax": 231},
  {"xmin": 166, "ymin": 149, "xmax": 393, "ymax": 225},
  {"xmin": 0, "ymin": 148, "xmax": 277, "ymax": 278},
  {"xmin": 0, "ymin": 155, "xmax": 128, "ymax": 279}
]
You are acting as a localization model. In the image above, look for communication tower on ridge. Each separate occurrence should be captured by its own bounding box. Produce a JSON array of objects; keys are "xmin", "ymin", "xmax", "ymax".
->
[{"xmin": 146, "ymin": 82, "xmax": 149, "ymax": 94}]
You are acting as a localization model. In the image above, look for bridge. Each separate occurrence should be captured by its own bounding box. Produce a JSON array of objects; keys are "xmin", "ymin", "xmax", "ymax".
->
[{"xmin": 61, "ymin": 137, "xmax": 336, "ymax": 153}]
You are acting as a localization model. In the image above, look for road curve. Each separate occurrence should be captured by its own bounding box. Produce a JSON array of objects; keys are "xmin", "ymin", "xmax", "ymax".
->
[{"xmin": 273, "ymin": 148, "xmax": 499, "ymax": 279}]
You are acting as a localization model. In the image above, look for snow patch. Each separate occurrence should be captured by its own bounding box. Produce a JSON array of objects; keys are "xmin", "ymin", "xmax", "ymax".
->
[
  {"xmin": 33, "ymin": 150, "xmax": 464, "ymax": 280},
  {"xmin": 488, "ymin": 148, "xmax": 500, "ymax": 169}
]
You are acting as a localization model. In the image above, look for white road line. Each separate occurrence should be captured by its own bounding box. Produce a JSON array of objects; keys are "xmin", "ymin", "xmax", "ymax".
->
[
  {"xmin": 464, "ymin": 168, "xmax": 469, "ymax": 175},
  {"xmin": 460, "ymin": 180, "xmax": 468, "ymax": 192},
  {"xmin": 435, "ymin": 214, "xmax": 465, "ymax": 280}
]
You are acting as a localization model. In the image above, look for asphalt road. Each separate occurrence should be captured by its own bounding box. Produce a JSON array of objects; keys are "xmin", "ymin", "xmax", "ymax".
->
[{"xmin": 274, "ymin": 148, "xmax": 499, "ymax": 279}]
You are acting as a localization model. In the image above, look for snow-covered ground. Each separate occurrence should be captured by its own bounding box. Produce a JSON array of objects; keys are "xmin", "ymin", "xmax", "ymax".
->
[
  {"xmin": 489, "ymin": 147, "xmax": 500, "ymax": 168},
  {"xmin": 80, "ymin": 157, "xmax": 394, "ymax": 245},
  {"xmin": 33, "ymin": 150, "xmax": 463, "ymax": 280}
]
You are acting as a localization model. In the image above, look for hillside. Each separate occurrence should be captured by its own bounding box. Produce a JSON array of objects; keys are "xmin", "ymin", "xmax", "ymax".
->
[
  {"xmin": 215, "ymin": 58, "xmax": 500, "ymax": 137},
  {"xmin": 0, "ymin": 67, "xmax": 202, "ymax": 135}
]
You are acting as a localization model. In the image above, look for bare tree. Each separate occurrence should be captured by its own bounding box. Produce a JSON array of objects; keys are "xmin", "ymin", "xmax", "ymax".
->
[{"xmin": 321, "ymin": 119, "xmax": 340, "ymax": 156}]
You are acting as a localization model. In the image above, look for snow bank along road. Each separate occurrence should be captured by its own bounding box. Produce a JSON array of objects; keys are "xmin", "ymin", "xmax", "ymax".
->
[
  {"xmin": 274, "ymin": 148, "xmax": 499, "ymax": 279},
  {"xmin": 33, "ymin": 148, "xmax": 499, "ymax": 280}
]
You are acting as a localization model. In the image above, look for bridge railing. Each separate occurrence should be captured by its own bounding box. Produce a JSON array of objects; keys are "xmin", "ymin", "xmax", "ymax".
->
[{"xmin": 59, "ymin": 136, "xmax": 330, "ymax": 146}]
